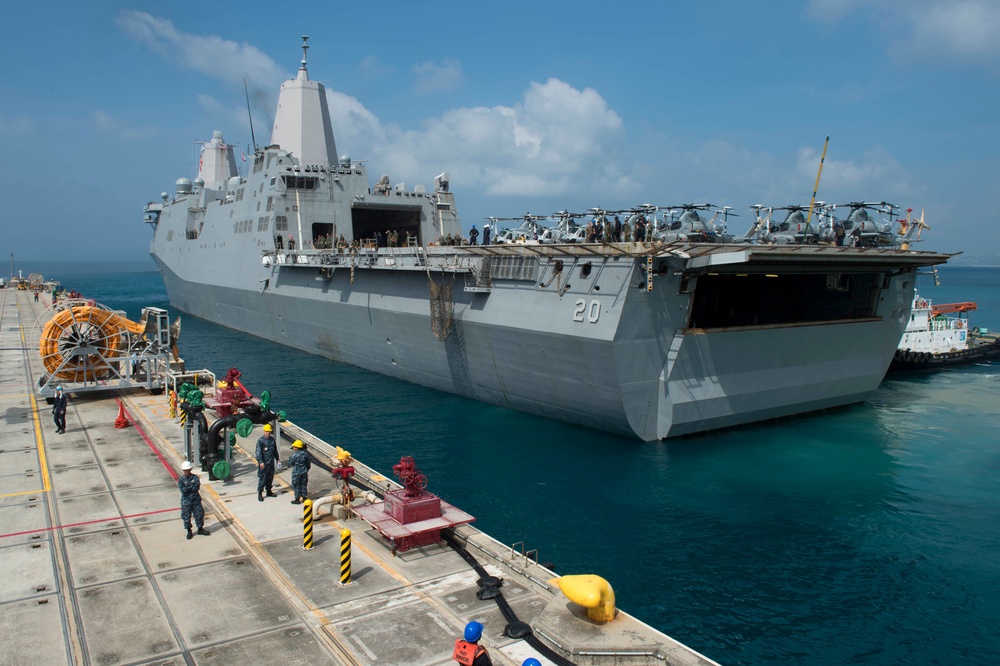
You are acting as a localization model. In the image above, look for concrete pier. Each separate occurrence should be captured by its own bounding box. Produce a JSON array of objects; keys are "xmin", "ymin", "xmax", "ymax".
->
[{"xmin": 0, "ymin": 286, "xmax": 719, "ymax": 666}]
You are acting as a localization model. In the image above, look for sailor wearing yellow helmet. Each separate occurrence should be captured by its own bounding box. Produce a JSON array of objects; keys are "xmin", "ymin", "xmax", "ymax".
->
[
  {"xmin": 288, "ymin": 439, "xmax": 311, "ymax": 505},
  {"xmin": 255, "ymin": 423, "xmax": 280, "ymax": 502}
]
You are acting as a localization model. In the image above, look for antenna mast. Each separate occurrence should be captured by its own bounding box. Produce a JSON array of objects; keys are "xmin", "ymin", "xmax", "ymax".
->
[
  {"xmin": 244, "ymin": 78, "xmax": 257, "ymax": 152},
  {"xmin": 806, "ymin": 136, "xmax": 829, "ymax": 228}
]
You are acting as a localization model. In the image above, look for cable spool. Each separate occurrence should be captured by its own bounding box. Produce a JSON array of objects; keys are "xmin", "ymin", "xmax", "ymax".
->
[{"xmin": 37, "ymin": 301, "xmax": 146, "ymax": 383}]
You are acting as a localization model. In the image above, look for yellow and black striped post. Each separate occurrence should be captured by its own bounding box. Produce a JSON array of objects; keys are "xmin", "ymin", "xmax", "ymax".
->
[
  {"xmin": 339, "ymin": 528, "xmax": 352, "ymax": 585},
  {"xmin": 302, "ymin": 499, "xmax": 313, "ymax": 550},
  {"xmin": 179, "ymin": 403, "xmax": 188, "ymax": 425}
]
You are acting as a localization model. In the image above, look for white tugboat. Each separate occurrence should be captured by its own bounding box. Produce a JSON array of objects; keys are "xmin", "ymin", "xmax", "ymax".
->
[{"xmin": 890, "ymin": 293, "xmax": 1000, "ymax": 371}]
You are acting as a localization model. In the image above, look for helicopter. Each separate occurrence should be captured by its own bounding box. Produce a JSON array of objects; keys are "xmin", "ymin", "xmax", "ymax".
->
[
  {"xmin": 744, "ymin": 204, "xmax": 823, "ymax": 244},
  {"xmin": 823, "ymin": 202, "xmax": 909, "ymax": 248},
  {"xmin": 646, "ymin": 204, "xmax": 737, "ymax": 243},
  {"xmin": 488, "ymin": 213, "xmax": 548, "ymax": 244}
]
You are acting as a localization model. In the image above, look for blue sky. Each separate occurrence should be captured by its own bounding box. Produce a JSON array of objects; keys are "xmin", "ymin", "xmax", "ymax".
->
[{"xmin": 2, "ymin": 0, "xmax": 999, "ymax": 269}]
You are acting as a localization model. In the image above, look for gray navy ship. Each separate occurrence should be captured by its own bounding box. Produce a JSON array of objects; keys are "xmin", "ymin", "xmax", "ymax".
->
[{"xmin": 145, "ymin": 39, "xmax": 948, "ymax": 441}]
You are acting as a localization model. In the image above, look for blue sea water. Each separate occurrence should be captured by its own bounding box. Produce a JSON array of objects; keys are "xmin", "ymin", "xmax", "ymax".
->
[{"xmin": 28, "ymin": 263, "xmax": 1000, "ymax": 665}]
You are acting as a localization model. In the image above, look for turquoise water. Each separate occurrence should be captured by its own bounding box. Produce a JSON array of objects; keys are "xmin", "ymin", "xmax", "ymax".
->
[{"xmin": 33, "ymin": 265, "xmax": 1000, "ymax": 665}]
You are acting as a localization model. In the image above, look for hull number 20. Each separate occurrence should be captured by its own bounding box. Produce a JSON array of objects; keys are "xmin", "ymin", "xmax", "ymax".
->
[{"xmin": 573, "ymin": 299, "xmax": 601, "ymax": 323}]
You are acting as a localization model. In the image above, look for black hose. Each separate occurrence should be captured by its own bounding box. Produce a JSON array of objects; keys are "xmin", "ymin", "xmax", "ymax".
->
[
  {"xmin": 289, "ymin": 441, "xmax": 574, "ymax": 664},
  {"xmin": 441, "ymin": 531, "xmax": 576, "ymax": 666}
]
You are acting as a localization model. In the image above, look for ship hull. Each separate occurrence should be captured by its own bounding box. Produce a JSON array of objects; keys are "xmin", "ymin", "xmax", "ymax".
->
[{"xmin": 153, "ymin": 253, "xmax": 912, "ymax": 441}]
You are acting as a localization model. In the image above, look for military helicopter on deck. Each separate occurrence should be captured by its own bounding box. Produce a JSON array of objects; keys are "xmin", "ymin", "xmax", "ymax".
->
[
  {"xmin": 744, "ymin": 201, "xmax": 928, "ymax": 248},
  {"xmin": 827, "ymin": 202, "xmax": 907, "ymax": 248},
  {"xmin": 489, "ymin": 213, "xmax": 548, "ymax": 244},
  {"xmin": 744, "ymin": 204, "xmax": 824, "ymax": 244},
  {"xmin": 649, "ymin": 204, "xmax": 737, "ymax": 243}
]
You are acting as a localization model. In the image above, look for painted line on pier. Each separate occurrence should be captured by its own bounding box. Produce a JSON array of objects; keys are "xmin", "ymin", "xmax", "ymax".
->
[
  {"xmin": 120, "ymin": 397, "xmax": 179, "ymax": 481},
  {"xmin": 0, "ymin": 507, "xmax": 180, "ymax": 539},
  {"xmin": 0, "ymin": 488, "xmax": 47, "ymax": 499},
  {"xmin": 16, "ymin": 298, "xmax": 52, "ymax": 495}
]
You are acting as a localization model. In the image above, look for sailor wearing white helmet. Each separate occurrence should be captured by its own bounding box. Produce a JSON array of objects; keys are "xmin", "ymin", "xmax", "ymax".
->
[{"xmin": 178, "ymin": 460, "xmax": 210, "ymax": 539}]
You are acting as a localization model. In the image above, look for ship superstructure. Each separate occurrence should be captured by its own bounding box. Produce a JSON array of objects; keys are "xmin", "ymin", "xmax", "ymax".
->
[{"xmin": 146, "ymin": 39, "xmax": 949, "ymax": 440}]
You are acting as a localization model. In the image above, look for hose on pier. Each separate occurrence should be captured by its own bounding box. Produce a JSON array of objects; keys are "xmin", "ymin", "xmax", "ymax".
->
[{"xmin": 441, "ymin": 531, "xmax": 576, "ymax": 666}]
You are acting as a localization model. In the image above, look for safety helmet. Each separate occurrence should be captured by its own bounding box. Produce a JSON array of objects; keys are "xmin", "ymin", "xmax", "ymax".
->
[
  {"xmin": 464, "ymin": 621, "xmax": 483, "ymax": 643},
  {"xmin": 292, "ymin": 439, "xmax": 304, "ymax": 449},
  {"xmin": 262, "ymin": 423, "xmax": 273, "ymax": 432},
  {"xmin": 522, "ymin": 660, "xmax": 542, "ymax": 666},
  {"xmin": 181, "ymin": 460, "xmax": 193, "ymax": 471},
  {"xmin": 56, "ymin": 385, "xmax": 63, "ymax": 391}
]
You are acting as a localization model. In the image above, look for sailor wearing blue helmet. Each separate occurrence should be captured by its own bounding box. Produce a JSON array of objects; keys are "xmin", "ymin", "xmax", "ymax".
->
[{"xmin": 452, "ymin": 620, "xmax": 491, "ymax": 665}]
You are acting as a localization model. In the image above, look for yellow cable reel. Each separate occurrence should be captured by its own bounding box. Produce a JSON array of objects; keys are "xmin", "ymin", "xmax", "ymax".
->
[{"xmin": 38, "ymin": 303, "xmax": 146, "ymax": 383}]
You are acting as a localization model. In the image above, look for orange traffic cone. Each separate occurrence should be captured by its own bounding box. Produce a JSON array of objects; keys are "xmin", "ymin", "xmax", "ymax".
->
[{"xmin": 114, "ymin": 402, "xmax": 130, "ymax": 429}]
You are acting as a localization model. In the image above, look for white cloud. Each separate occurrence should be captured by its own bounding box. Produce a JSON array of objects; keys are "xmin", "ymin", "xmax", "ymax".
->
[
  {"xmin": 358, "ymin": 55, "xmax": 392, "ymax": 80},
  {"xmin": 329, "ymin": 78, "xmax": 628, "ymax": 197},
  {"xmin": 116, "ymin": 11, "xmax": 286, "ymax": 108},
  {"xmin": 907, "ymin": 1, "xmax": 1000, "ymax": 59},
  {"xmin": 412, "ymin": 59, "xmax": 463, "ymax": 95},
  {"xmin": 796, "ymin": 145, "xmax": 914, "ymax": 201},
  {"xmin": 196, "ymin": 94, "xmax": 224, "ymax": 113},
  {"xmin": 806, "ymin": 0, "xmax": 1000, "ymax": 61},
  {"xmin": 116, "ymin": 15, "xmax": 630, "ymax": 199},
  {"xmin": 91, "ymin": 110, "xmax": 154, "ymax": 140},
  {"xmin": 0, "ymin": 115, "xmax": 34, "ymax": 134}
]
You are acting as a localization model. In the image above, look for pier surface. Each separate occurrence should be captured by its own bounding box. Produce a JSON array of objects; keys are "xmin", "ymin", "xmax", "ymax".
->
[{"xmin": 0, "ymin": 286, "xmax": 718, "ymax": 666}]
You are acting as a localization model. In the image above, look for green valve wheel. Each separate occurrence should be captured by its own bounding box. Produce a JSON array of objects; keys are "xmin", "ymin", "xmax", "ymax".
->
[
  {"xmin": 277, "ymin": 410, "xmax": 288, "ymax": 422},
  {"xmin": 212, "ymin": 460, "xmax": 231, "ymax": 481},
  {"xmin": 188, "ymin": 389, "xmax": 205, "ymax": 408},
  {"xmin": 236, "ymin": 418, "xmax": 255, "ymax": 438}
]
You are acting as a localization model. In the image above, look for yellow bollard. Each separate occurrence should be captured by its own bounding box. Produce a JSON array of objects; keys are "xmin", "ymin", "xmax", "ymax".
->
[
  {"xmin": 340, "ymin": 528, "xmax": 352, "ymax": 585},
  {"xmin": 302, "ymin": 499, "xmax": 313, "ymax": 550}
]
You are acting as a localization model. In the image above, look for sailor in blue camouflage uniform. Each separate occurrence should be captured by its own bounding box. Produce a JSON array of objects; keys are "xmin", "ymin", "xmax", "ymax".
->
[
  {"xmin": 255, "ymin": 423, "xmax": 280, "ymax": 501},
  {"xmin": 288, "ymin": 439, "xmax": 311, "ymax": 504},
  {"xmin": 178, "ymin": 460, "xmax": 210, "ymax": 539}
]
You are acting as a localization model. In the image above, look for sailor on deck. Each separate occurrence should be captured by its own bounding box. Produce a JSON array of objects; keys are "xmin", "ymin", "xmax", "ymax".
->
[
  {"xmin": 255, "ymin": 423, "xmax": 280, "ymax": 501},
  {"xmin": 288, "ymin": 439, "xmax": 311, "ymax": 504},
  {"xmin": 178, "ymin": 460, "xmax": 210, "ymax": 539},
  {"xmin": 52, "ymin": 386, "xmax": 68, "ymax": 434},
  {"xmin": 452, "ymin": 621, "xmax": 492, "ymax": 666}
]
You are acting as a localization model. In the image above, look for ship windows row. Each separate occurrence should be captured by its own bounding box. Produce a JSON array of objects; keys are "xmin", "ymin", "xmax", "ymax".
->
[
  {"xmin": 230, "ymin": 216, "xmax": 281, "ymax": 234},
  {"xmin": 282, "ymin": 175, "xmax": 319, "ymax": 190}
]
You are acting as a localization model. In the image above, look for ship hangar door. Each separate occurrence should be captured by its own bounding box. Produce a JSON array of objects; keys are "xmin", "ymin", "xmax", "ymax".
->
[{"xmin": 351, "ymin": 203, "xmax": 423, "ymax": 246}]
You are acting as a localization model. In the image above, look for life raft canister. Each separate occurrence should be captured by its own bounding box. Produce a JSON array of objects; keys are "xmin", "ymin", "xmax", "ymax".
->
[{"xmin": 452, "ymin": 640, "xmax": 484, "ymax": 666}]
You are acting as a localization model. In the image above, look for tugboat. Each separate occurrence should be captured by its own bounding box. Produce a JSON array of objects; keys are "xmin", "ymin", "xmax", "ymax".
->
[{"xmin": 890, "ymin": 293, "xmax": 1000, "ymax": 372}]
